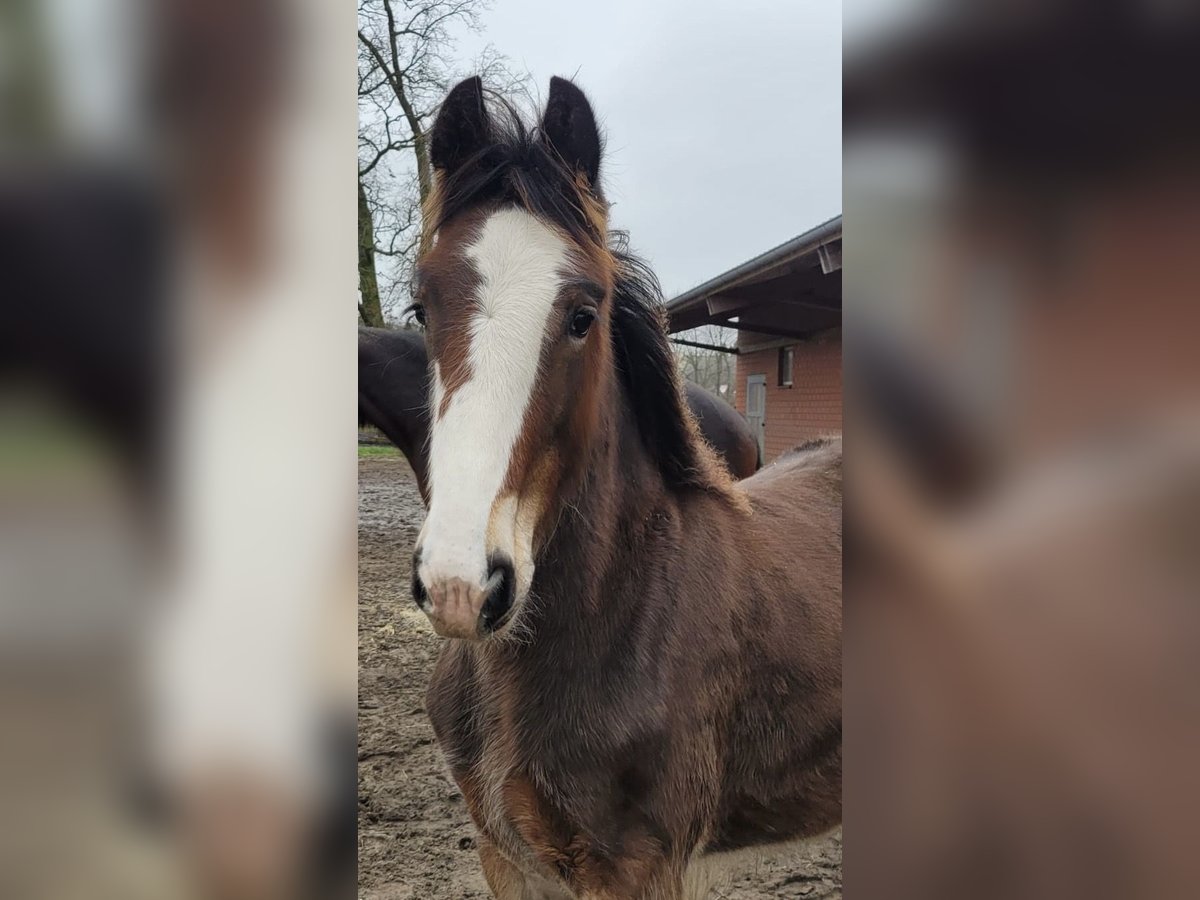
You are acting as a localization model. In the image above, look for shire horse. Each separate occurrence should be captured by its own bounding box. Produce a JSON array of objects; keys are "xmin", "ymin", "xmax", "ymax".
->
[
  {"xmin": 412, "ymin": 76, "xmax": 841, "ymax": 899},
  {"xmin": 359, "ymin": 327, "xmax": 759, "ymax": 505}
]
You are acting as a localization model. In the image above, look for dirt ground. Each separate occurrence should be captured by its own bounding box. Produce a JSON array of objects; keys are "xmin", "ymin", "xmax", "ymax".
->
[{"xmin": 358, "ymin": 456, "xmax": 842, "ymax": 899}]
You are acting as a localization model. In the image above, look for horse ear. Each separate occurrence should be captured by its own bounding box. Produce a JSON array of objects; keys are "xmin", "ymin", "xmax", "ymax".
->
[
  {"xmin": 430, "ymin": 77, "xmax": 490, "ymax": 175},
  {"xmin": 541, "ymin": 76, "xmax": 602, "ymax": 188}
]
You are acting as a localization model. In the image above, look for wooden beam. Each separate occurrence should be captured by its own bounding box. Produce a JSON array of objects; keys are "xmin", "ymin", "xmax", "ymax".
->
[
  {"xmin": 706, "ymin": 294, "xmax": 753, "ymax": 316},
  {"xmin": 706, "ymin": 272, "xmax": 840, "ymax": 311},
  {"xmin": 709, "ymin": 290, "xmax": 837, "ymax": 315},
  {"xmin": 776, "ymin": 296, "xmax": 842, "ymax": 312},
  {"xmin": 718, "ymin": 317, "xmax": 815, "ymax": 340},
  {"xmin": 670, "ymin": 337, "xmax": 739, "ymax": 354},
  {"xmin": 738, "ymin": 301, "xmax": 837, "ymax": 327},
  {"xmin": 818, "ymin": 240, "xmax": 842, "ymax": 274}
]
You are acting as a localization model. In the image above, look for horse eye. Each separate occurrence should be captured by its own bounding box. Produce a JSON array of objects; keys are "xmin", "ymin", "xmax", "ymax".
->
[
  {"xmin": 407, "ymin": 303, "xmax": 426, "ymax": 327},
  {"xmin": 569, "ymin": 308, "xmax": 596, "ymax": 339}
]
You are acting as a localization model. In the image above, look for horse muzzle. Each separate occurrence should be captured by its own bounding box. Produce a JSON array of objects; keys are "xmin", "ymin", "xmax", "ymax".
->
[{"xmin": 412, "ymin": 553, "xmax": 516, "ymax": 640}]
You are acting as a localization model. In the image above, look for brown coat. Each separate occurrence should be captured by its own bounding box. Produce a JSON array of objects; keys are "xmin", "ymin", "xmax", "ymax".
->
[{"xmin": 427, "ymin": 411, "xmax": 841, "ymax": 896}]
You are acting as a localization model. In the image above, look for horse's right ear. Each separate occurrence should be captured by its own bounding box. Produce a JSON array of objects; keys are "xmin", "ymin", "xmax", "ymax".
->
[{"xmin": 430, "ymin": 77, "xmax": 490, "ymax": 175}]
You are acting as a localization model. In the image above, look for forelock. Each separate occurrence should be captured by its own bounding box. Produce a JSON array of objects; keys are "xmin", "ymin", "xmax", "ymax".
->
[{"xmin": 423, "ymin": 98, "xmax": 612, "ymax": 270}]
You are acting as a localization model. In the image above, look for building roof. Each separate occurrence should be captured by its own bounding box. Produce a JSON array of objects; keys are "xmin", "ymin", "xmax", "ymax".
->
[{"xmin": 665, "ymin": 215, "xmax": 841, "ymax": 339}]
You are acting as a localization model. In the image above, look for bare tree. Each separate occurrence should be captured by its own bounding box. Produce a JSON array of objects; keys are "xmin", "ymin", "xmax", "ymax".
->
[
  {"xmin": 357, "ymin": 0, "xmax": 527, "ymax": 326},
  {"xmin": 672, "ymin": 324, "xmax": 739, "ymax": 405}
]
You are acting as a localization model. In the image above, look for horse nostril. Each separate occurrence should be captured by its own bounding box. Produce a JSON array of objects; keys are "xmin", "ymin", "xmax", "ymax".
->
[
  {"xmin": 411, "ymin": 550, "xmax": 428, "ymax": 610},
  {"xmin": 479, "ymin": 556, "xmax": 516, "ymax": 634}
]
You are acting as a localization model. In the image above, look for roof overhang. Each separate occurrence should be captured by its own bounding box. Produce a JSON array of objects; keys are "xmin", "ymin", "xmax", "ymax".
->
[{"xmin": 665, "ymin": 216, "xmax": 842, "ymax": 339}]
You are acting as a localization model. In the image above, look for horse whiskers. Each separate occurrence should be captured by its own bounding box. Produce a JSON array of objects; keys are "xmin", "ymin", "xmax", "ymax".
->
[
  {"xmin": 542, "ymin": 503, "xmax": 568, "ymax": 553},
  {"xmin": 560, "ymin": 497, "xmax": 597, "ymax": 538},
  {"xmin": 494, "ymin": 591, "xmax": 540, "ymax": 648}
]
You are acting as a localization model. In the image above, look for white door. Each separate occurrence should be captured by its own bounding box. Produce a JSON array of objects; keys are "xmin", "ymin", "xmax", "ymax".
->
[{"xmin": 745, "ymin": 374, "xmax": 766, "ymax": 463}]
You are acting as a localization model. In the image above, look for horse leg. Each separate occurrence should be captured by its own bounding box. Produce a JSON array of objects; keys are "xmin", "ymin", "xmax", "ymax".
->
[
  {"xmin": 574, "ymin": 860, "xmax": 686, "ymax": 900},
  {"xmin": 478, "ymin": 836, "xmax": 574, "ymax": 900},
  {"xmin": 478, "ymin": 837, "xmax": 528, "ymax": 899},
  {"xmin": 634, "ymin": 866, "xmax": 686, "ymax": 900}
]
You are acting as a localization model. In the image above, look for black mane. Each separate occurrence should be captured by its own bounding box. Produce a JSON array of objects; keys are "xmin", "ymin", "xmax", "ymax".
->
[
  {"xmin": 608, "ymin": 239, "xmax": 716, "ymax": 492},
  {"xmin": 430, "ymin": 97, "xmax": 718, "ymax": 493}
]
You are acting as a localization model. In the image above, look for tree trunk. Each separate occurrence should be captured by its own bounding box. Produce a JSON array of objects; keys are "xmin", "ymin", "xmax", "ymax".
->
[
  {"xmin": 378, "ymin": 0, "xmax": 435, "ymax": 254},
  {"xmin": 395, "ymin": 90, "xmax": 431, "ymax": 204},
  {"xmin": 394, "ymin": 86, "xmax": 434, "ymax": 255},
  {"xmin": 359, "ymin": 177, "xmax": 385, "ymax": 327}
]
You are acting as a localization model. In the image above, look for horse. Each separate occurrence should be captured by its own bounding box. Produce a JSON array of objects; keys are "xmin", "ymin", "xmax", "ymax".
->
[
  {"xmin": 358, "ymin": 326, "xmax": 433, "ymax": 501},
  {"xmin": 359, "ymin": 328, "xmax": 759, "ymax": 505},
  {"xmin": 682, "ymin": 383, "xmax": 760, "ymax": 478},
  {"xmin": 411, "ymin": 76, "xmax": 841, "ymax": 899}
]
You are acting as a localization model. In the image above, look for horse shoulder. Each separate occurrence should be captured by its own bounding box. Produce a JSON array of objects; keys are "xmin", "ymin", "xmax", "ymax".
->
[{"xmin": 688, "ymin": 439, "xmax": 841, "ymax": 853}]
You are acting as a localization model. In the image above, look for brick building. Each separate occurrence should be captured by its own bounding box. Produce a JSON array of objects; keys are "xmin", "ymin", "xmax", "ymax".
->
[{"xmin": 665, "ymin": 217, "xmax": 842, "ymax": 463}]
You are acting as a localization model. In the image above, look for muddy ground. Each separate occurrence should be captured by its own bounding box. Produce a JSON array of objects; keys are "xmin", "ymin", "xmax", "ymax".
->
[{"xmin": 358, "ymin": 455, "xmax": 842, "ymax": 898}]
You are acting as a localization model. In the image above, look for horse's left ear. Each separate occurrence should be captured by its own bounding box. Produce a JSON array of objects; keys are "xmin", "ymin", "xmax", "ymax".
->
[{"xmin": 541, "ymin": 76, "xmax": 602, "ymax": 188}]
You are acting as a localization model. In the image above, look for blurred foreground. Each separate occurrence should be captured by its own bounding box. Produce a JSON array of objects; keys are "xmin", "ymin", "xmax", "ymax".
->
[
  {"xmin": 846, "ymin": 3, "xmax": 1200, "ymax": 899},
  {"xmin": 8, "ymin": 0, "xmax": 1200, "ymax": 898},
  {"xmin": 1, "ymin": 1, "xmax": 355, "ymax": 898}
]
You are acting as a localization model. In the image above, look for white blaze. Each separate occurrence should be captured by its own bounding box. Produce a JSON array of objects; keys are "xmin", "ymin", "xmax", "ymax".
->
[{"xmin": 419, "ymin": 207, "xmax": 568, "ymax": 590}]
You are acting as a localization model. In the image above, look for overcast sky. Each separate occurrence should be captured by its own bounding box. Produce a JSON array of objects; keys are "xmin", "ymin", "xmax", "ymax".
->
[{"xmin": 449, "ymin": 0, "xmax": 842, "ymax": 298}]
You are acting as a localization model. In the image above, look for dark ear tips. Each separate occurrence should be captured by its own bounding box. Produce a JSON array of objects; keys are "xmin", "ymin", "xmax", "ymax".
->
[
  {"xmin": 430, "ymin": 76, "xmax": 490, "ymax": 174},
  {"xmin": 542, "ymin": 76, "xmax": 603, "ymax": 188}
]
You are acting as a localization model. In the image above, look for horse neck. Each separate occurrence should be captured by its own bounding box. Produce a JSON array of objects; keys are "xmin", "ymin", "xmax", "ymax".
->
[{"xmin": 529, "ymin": 375, "xmax": 672, "ymax": 628}]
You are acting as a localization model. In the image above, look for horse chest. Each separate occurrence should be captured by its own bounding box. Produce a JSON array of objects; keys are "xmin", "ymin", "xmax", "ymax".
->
[
  {"xmin": 428, "ymin": 662, "xmax": 536, "ymax": 827},
  {"xmin": 476, "ymin": 763, "xmax": 576, "ymax": 874},
  {"xmin": 434, "ymin": 669, "xmax": 620, "ymax": 885},
  {"xmin": 472, "ymin": 761, "xmax": 663, "ymax": 896}
]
